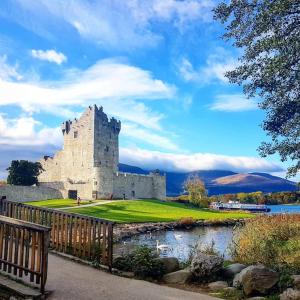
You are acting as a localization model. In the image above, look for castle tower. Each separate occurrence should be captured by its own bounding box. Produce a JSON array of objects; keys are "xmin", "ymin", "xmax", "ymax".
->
[
  {"xmin": 39, "ymin": 104, "xmax": 165, "ymax": 200},
  {"xmin": 92, "ymin": 105, "xmax": 121, "ymax": 199}
]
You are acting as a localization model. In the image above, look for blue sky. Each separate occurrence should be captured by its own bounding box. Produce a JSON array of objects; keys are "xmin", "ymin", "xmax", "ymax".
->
[{"xmin": 0, "ymin": 0, "xmax": 296, "ymax": 180}]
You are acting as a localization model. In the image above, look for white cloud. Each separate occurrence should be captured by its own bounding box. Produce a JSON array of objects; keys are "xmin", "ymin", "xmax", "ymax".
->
[
  {"xmin": 31, "ymin": 49, "xmax": 67, "ymax": 65},
  {"xmin": 0, "ymin": 114, "xmax": 61, "ymax": 146},
  {"xmin": 120, "ymin": 147, "xmax": 283, "ymax": 173},
  {"xmin": 210, "ymin": 94, "xmax": 258, "ymax": 112},
  {"xmin": 179, "ymin": 48, "xmax": 237, "ymax": 84},
  {"xmin": 122, "ymin": 123, "xmax": 179, "ymax": 151},
  {"xmin": 0, "ymin": 58, "xmax": 175, "ymax": 130},
  {"xmin": 4, "ymin": 0, "xmax": 214, "ymax": 50},
  {"xmin": 0, "ymin": 55, "xmax": 22, "ymax": 80},
  {"xmin": 152, "ymin": 0, "xmax": 214, "ymax": 29}
]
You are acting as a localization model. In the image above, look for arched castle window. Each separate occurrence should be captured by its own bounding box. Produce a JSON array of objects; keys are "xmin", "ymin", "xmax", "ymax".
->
[
  {"xmin": 74, "ymin": 131, "xmax": 78, "ymax": 138},
  {"xmin": 105, "ymin": 145, "xmax": 109, "ymax": 152}
]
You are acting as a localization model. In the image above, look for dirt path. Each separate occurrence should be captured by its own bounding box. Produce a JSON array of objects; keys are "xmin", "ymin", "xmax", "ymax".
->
[{"xmin": 47, "ymin": 253, "xmax": 219, "ymax": 300}]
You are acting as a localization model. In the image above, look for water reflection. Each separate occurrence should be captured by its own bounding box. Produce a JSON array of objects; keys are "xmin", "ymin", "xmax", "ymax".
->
[{"xmin": 115, "ymin": 226, "xmax": 233, "ymax": 262}]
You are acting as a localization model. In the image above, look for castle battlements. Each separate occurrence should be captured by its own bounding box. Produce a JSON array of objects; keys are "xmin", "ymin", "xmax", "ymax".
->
[{"xmin": 61, "ymin": 105, "xmax": 121, "ymax": 135}]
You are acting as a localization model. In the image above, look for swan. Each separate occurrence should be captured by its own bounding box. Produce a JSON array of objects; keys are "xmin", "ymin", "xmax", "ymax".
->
[
  {"xmin": 174, "ymin": 233, "xmax": 182, "ymax": 240},
  {"xmin": 156, "ymin": 240, "xmax": 170, "ymax": 251}
]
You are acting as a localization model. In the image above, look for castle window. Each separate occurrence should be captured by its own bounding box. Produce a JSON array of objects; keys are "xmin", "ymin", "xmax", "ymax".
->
[
  {"xmin": 94, "ymin": 181, "xmax": 97, "ymax": 186},
  {"xmin": 105, "ymin": 145, "xmax": 109, "ymax": 152},
  {"xmin": 74, "ymin": 131, "xmax": 78, "ymax": 138}
]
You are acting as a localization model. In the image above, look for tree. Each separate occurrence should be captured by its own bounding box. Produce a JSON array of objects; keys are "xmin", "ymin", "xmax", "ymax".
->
[
  {"xmin": 183, "ymin": 175, "xmax": 209, "ymax": 207},
  {"xmin": 7, "ymin": 160, "xmax": 43, "ymax": 186},
  {"xmin": 214, "ymin": 0, "xmax": 300, "ymax": 177}
]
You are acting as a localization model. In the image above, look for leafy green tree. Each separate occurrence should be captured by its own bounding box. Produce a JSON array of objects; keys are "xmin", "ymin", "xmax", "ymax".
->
[
  {"xmin": 184, "ymin": 175, "xmax": 209, "ymax": 207},
  {"xmin": 7, "ymin": 160, "xmax": 43, "ymax": 186},
  {"xmin": 214, "ymin": 0, "xmax": 300, "ymax": 177}
]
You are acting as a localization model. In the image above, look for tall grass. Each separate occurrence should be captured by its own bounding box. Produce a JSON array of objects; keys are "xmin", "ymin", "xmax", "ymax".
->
[{"xmin": 231, "ymin": 214, "xmax": 300, "ymax": 272}]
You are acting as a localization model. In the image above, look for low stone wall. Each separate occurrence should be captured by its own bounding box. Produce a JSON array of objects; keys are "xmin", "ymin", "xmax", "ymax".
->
[{"xmin": 0, "ymin": 185, "xmax": 63, "ymax": 202}]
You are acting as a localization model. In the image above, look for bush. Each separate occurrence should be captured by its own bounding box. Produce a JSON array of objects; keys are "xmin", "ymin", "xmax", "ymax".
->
[
  {"xmin": 231, "ymin": 214, "xmax": 300, "ymax": 272},
  {"xmin": 178, "ymin": 217, "xmax": 196, "ymax": 226},
  {"xmin": 113, "ymin": 245, "xmax": 165, "ymax": 280}
]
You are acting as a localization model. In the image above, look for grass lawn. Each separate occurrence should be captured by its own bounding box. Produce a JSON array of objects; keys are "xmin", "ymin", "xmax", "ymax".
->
[
  {"xmin": 65, "ymin": 199, "xmax": 252, "ymax": 223},
  {"xmin": 25, "ymin": 198, "xmax": 99, "ymax": 209}
]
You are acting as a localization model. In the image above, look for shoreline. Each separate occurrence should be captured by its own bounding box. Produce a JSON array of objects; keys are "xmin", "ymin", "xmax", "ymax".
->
[{"xmin": 114, "ymin": 218, "xmax": 245, "ymax": 242}]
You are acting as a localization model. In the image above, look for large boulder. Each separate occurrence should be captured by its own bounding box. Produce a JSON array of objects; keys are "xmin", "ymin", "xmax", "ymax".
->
[
  {"xmin": 208, "ymin": 281, "xmax": 228, "ymax": 291},
  {"xmin": 163, "ymin": 268, "xmax": 192, "ymax": 284},
  {"xmin": 280, "ymin": 288, "xmax": 300, "ymax": 300},
  {"xmin": 233, "ymin": 265, "xmax": 279, "ymax": 296},
  {"xmin": 155, "ymin": 257, "xmax": 179, "ymax": 274},
  {"xmin": 191, "ymin": 252, "xmax": 224, "ymax": 280},
  {"xmin": 292, "ymin": 275, "xmax": 300, "ymax": 290},
  {"xmin": 222, "ymin": 263, "xmax": 247, "ymax": 278}
]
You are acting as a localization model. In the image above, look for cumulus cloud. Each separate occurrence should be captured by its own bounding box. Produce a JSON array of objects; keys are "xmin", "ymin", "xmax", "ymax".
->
[
  {"xmin": 31, "ymin": 49, "xmax": 67, "ymax": 64},
  {"xmin": 210, "ymin": 94, "xmax": 258, "ymax": 112},
  {"xmin": 0, "ymin": 114, "xmax": 62, "ymax": 146},
  {"xmin": 120, "ymin": 147, "xmax": 283, "ymax": 173},
  {"xmin": 179, "ymin": 48, "xmax": 237, "ymax": 84},
  {"xmin": 0, "ymin": 58, "xmax": 175, "ymax": 130}
]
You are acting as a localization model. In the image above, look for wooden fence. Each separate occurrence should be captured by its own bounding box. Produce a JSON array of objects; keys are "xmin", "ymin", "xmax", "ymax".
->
[
  {"xmin": 0, "ymin": 199, "xmax": 114, "ymax": 269},
  {"xmin": 0, "ymin": 215, "xmax": 50, "ymax": 293}
]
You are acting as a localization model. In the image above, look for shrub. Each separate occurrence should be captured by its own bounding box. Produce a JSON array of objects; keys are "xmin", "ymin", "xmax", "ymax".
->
[
  {"xmin": 231, "ymin": 214, "xmax": 300, "ymax": 272},
  {"xmin": 178, "ymin": 217, "xmax": 196, "ymax": 226},
  {"xmin": 113, "ymin": 245, "xmax": 165, "ymax": 280}
]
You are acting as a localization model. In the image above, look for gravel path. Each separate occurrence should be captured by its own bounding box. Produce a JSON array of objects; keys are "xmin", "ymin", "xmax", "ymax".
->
[
  {"xmin": 59, "ymin": 200, "xmax": 116, "ymax": 210},
  {"xmin": 47, "ymin": 253, "xmax": 219, "ymax": 300}
]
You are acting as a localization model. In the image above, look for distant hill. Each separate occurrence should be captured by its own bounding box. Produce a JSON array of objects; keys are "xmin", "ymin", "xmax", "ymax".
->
[{"xmin": 118, "ymin": 163, "xmax": 297, "ymax": 196}]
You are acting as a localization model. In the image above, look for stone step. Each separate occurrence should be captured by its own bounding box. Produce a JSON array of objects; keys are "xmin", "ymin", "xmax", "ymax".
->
[{"xmin": 0, "ymin": 275, "xmax": 42, "ymax": 299}]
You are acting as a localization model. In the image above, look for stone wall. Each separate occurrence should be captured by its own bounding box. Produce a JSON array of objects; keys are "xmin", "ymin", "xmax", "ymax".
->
[
  {"xmin": 0, "ymin": 185, "xmax": 62, "ymax": 202},
  {"xmin": 113, "ymin": 172, "xmax": 166, "ymax": 199}
]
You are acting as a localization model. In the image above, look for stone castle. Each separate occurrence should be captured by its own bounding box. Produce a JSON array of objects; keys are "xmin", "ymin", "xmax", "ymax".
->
[{"xmin": 38, "ymin": 105, "xmax": 166, "ymax": 200}]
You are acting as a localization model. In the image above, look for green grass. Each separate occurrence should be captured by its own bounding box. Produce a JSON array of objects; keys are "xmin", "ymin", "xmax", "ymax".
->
[
  {"xmin": 25, "ymin": 199, "xmax": 252, "ymax": 223},
  {"xmin": 65, "ymin": 199, "xmax": 252, "ymax": 223},
  {"xmin": 25, "ymin": 198, "xmax": 98, "ymax": 209}
]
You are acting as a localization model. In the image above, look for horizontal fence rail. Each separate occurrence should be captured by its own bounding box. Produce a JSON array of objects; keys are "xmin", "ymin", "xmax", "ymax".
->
[
  {"xmin": 0, "ymin": 199, "xmax": 114, "ymax": 269},
  {"xmin": 0, "ymin": 215, "xmax": 50, "ymax": 293}
]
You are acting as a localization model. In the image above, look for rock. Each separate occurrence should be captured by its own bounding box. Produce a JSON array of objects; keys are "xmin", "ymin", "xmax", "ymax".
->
[
  {"xmin": 280, "ymin": 288, "xmax": 300, "ymax": 300},
  {"xmin": 223, "ymin": 287, "xmax": 237, "ymax": 292},
  {"xmin": 163, "ymin": 269, "xmax": 192, "ymax": 284},
  {"xmin": 292, "ymin": 275, "xmax": 300, "ymax": 289},
  {"xmin": 208, "ymin": 281, "xmax": 229, "ymax": 291},
  {"xmin": 233, "ymin": 265, "xmax": 279, "ymax": 296},
  {"xmin": 223, "ymin": 263, "xmax": 247, "ymax": 278},
  {"xmin": 155, "ymin": 257, "xmax": 179, "ymax": 274},
  {"xmin": 191, "ymin": 252, "xmax": 224, "ymax": 280},
  {"xmin": 246, "ymin": 297, "xmax": 266, "ymax": 300}
]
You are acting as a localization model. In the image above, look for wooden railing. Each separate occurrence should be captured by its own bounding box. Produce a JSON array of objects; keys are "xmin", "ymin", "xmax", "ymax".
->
[
  {"xmin": 0, "ymin": 199, "xmax": 114, "ymax": 269},
  {"xmin": 0, "ymin": 215, "xmax": 50, "ymax": 293}
]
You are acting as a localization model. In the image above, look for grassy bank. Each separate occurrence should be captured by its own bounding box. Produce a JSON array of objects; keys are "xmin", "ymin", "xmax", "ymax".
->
[
  {"xmin": 65, "ymin": 199, "xmax": 252, "ymax": 223},
  {"xmin": 26, "ymin": 198, "xmax": 252, "ymax": 223},
  {"xmin": 25, "ymin": 198, "xmax": 98, "ymax": 209}
]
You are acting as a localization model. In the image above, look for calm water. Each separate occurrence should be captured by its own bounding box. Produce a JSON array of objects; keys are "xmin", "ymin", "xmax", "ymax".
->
[
  {"xmin": 115, "ymin": 226, "xmax": 233, "ymax": 261},
  {"xmin": 268, "ymin": 204, "xmax": 300, "ymax": 214},
  {"xmin": 115, "ymin": 205, "xmax": 300, "ymax": 262}
]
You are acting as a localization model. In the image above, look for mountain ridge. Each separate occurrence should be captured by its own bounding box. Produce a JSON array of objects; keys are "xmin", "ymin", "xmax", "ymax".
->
[{"xmin": 118, "ymin": 163, "xmax": 297, "ymax": 196}]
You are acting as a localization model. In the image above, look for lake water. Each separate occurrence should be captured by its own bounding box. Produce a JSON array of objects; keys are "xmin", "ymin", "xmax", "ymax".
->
[
  {"xmin": 115, "ymin": 226, "xmax": 233, "ymax": 262},
  {"xmin": 268, "ymin": 204, "xmax": 300, "ymax": 214},
  {"xmin": 115, "ymin": 204, "xmax": 300, "ymax": 262}
]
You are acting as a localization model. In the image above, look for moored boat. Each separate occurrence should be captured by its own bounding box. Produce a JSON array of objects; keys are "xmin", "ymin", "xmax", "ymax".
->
[{"xmin": 210, "ymin": 200, "xmax": 271, "ymax": 213}]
